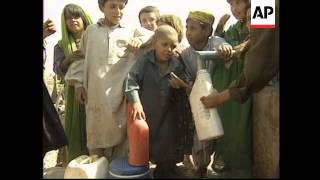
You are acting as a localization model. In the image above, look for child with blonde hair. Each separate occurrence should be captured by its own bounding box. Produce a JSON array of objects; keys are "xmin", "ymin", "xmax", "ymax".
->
[
  {"xmin": 125, "ymin": 25, "xmax": 187, "ymax": 178},
  {"xmin": 157, "ymin": 14, "xmax": 195, "ymax": 171}
]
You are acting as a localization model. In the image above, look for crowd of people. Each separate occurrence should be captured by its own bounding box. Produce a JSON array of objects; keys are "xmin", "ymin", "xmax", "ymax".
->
[{"xmin": 43, "ymin": 0, "xmax": 279, "ymax": 178}]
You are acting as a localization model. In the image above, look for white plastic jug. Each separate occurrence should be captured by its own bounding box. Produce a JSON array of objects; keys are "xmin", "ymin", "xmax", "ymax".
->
[
  {"xmin": 189, "ymin": 69, "xmax": 224, "ymax": 141},
  {"xmin": 64, "ymin": 155, "xmax": 109, "ymax": 179}
]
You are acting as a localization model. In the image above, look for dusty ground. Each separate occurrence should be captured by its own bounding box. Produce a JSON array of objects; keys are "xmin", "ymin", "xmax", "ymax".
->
[
  {"xmin": 43, "ymin": 150, "xmax": 65, "ymax": 179},
  {"xmin": 43, "ymin": 150, "xmax": 221, "ymax": 179},
  {"xmin": 43, "ymin": 75, "xmax": 66, "ymax": 179}
]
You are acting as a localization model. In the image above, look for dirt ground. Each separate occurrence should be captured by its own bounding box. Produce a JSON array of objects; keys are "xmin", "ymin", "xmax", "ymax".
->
[
  {"xmin": 43, "ymin": 150, "xmax": 65, "ymax": 178},
  {"xmin": 42, "ymin": 149, "xmax": 221, "ymax": 179},
  {"xmin": 43, "ymin": 75, "xmax": 66, "ymax": 179}
]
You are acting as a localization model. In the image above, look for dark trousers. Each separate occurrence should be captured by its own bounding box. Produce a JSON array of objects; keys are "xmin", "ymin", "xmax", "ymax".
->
[{"xmin": 43, "ymin": 82, "xmax": 68, "ymax": 156}]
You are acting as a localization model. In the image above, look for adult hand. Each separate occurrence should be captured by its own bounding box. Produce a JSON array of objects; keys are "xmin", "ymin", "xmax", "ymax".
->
[{"xmin": 200, "ymin": 89, "xmax": 231, "ymax": 108}]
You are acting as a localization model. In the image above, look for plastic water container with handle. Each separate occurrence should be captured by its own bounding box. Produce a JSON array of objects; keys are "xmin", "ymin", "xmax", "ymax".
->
[
  {"xmin": 189, "ymin": 69, "xmax": 224, "ymax": 141},
  {"xmin": 64, "ymin": 155, "xmax": 109, "ymax": 178}
]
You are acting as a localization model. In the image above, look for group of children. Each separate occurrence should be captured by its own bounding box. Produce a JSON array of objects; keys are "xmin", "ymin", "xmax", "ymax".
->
[{"xmin": 46, "ymin": 0, "xmax": 254, "ymax": 178}]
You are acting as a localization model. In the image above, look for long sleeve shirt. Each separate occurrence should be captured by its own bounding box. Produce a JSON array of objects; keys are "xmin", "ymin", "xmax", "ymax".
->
[
  {"xmin": 228, "ymin": 0, "xmax": 279, "ymax": 103},
  {"xmin": 124, "ymin": 50, "xmax": 186, "ymax": 162},
  {"xmin": 72, "ymin": 18, "xmax": 144, "ymax": 149},
  {"xmin": 53, "ymin": 44, "xmax": 66, "ymax": 77}
]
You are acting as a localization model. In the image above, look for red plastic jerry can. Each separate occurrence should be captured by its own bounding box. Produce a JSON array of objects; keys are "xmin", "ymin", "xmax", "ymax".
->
[{"xmin": 127, "ymin": 103, "xmax": 149, "ymax": 166}]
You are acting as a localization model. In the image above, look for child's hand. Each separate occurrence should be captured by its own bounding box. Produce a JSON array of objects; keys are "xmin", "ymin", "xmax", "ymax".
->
[
  {"xmin": 169, "ymin": 78, "xmax": 182, "ymax": 89},
  {"xmin": 67, "ymin": 50, "xmax": 84, "ymax": 64},
  {"xmin": 214, "ymin": 14, "xmax": 231, "ymax": 36},
  {"xmin": 218, "ymin": 43, "xmax": 234, "ymax": 60},
  {"xmin": 43, "ymin": 19, "xmax": 56, "ymax": 39},
  {"xmin": 217, "ymin": 14, "xmax": 231, "ymax": 28},
  {"xmin": 173, "ymin": 47, "xmax": 182, "ymax": 57},
  {"xmin": 75, "ymin": 86, "xmax": 87, "ymax": 104},
  {"xmin": 132, "ymin": 102, "xmax": 146, "ymax": 121},
  {"xmin": 169, "ymin": 72, "xmax": 191, "ymax": 90},
  {"xmin": 127, "ymin": 38, "xmax": 142, "ymax": 53}
]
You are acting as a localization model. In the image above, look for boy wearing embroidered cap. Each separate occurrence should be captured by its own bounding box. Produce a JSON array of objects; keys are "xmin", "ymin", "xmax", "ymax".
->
[
  {"xmin": 180, "ymin": 10, "xmax": 233, "ymax": 178},
  {"xmin": 188, "ymin": 10, "xmax": 215, "ymax": 25},
  {"xmin": 182, "ymin": 11, "xmax": 233, "ymax": 83}
]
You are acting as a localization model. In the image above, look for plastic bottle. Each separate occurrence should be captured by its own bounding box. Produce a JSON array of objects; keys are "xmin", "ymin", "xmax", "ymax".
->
[{"xmin": 189, "ymin": 69, "xmax": 224, "ymax": 141}]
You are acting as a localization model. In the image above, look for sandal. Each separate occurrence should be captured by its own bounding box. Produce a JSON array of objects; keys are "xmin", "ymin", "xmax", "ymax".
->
[
  {"xmin": 212, "ymin": 154, "xmax": 228, "ymax": 173},
  {"xmin": 212, "ymin": 160, "xmax": 226, "ymax": 173}
]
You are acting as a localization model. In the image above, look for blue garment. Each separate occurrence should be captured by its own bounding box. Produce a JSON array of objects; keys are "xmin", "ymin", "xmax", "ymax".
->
[{"xmin": 53, "ymin": 43, "xmax": 67, "ymax": 77}]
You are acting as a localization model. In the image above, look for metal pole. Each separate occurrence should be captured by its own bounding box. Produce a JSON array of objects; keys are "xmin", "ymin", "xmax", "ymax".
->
[
  {"xmin": 195, "ymin": 51, "xmax": 223, "ymax": 71},
  {"xmin": 195, "ymin": 50, "xmax": 235, "ymax": 71},
  {"xmin": 196, "ymin": 51, "xmax": 223, "ymax": 60}
]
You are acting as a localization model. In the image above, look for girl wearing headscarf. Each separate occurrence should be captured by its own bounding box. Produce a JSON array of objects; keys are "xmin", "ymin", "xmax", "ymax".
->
[{"xmin": 53, "ymin": 4, "xmax": 93, "ymax": 163}]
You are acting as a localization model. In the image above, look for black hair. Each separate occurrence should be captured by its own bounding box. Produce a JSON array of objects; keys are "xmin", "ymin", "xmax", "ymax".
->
[
  {"xmin": 63, "ymin": 4, "xmax": 91, "ymax": 29},
  {"xmin": 186, "ymin": 18, "xmax": 213, "ymax": 38}
]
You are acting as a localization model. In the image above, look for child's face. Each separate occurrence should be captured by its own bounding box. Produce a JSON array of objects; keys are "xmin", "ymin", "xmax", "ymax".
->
[
  {"xmin": 229, "ymin": 0, "xmax": 248, "ymax": 20},
  {"xmin": 140, "ymin": 12, "xmax": 158, "ymax": 31},
  {"xmin": 65, "ymin": 15, "xmax": 84, "ymax": 34},
  {"xmin": 102, "ymin": 0, "xmax": 126, "ymax": 26},
  {"xmin": 153, "ymin": 35, "xmax": 179, "ymax": 62},
  {"xmin": 186, "ymin": 19, "xmax": 209, "ymax": 48}
]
